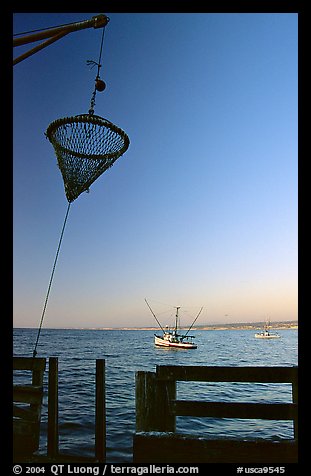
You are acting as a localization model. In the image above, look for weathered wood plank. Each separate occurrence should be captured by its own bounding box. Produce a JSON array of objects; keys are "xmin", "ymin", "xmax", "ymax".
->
[
  {"xmin": 136, "ymin": 371, "xmax": 176, "ymax": 432},
  {"xmin": 136, "ymin": 372, "xmax": 158, "ymax": 432},
  {"xmin": 13, "ymin": 418, "xmax": 40, "ymax": 436},
  {"xmin": 173, "ymin": 400, "xmax": 298, "ymax": 420},
  {"xmin": 134, "ymin": 365, "xmax": 298, "ymax": 463},
  {"xmin": 13, "ymin": 385, "xmax": 43, "ymax": 404},
  {"xmin": 13, "ymin": 357, "xmax": 46, "ymax": 457},
  {"xmin": 13, "ymin": 404, "xmax": 40, "ymax": 421},
  {"xmin": 156, "ymin": 365, "xmax": 298, "ymax": 383},
  {"xmin": 292, "ymin": 378, "xmax": 298, "ymax": 439},
  {"xmin": 13, "ymin": 419, "xmax": 41, "ymax": 456},
  {"xmin": 133, "ymin": 433, "xmax": 298, "ymax": 463},
  {"xmin": 13, "ymin": 357, "xmax": 46, "ymax": 372},
  {"xmin": 13, "ymin": 356, "xmax": 108, "ymax": 462}
]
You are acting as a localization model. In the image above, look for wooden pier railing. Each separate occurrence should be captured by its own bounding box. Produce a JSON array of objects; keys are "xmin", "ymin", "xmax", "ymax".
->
[
  {"xmin": 134, "ymin": 365, "xmax": 298, "ymax": 463},
  {"xmin": 13, "ymin": 357, "xmax": 46, "ymax": 457},
  {"xmin": 13, "ymin": 357, "xmax": 106, "ymax": 463}
]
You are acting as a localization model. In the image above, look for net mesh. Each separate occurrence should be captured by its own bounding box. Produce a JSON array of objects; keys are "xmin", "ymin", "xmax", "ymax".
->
[{"xmin": 46, "ymin": 114, "xmax": 130, "ymax": 202}]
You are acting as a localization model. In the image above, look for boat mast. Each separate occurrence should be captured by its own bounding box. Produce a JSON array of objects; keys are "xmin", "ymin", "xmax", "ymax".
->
[{"xmin": 174, "ymin": 306, "xmax": 180, "ymax": 333}]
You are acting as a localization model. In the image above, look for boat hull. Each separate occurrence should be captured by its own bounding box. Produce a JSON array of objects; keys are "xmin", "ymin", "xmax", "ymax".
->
[{"xmin": 154, "ymin": 335, "xmax": 197, "ymax": 349}]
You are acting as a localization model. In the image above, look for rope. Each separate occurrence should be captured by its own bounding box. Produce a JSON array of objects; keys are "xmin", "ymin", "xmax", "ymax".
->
[
  {"xmin": 89, "ymin": 25, "xmax": 106, "ymax": 115},
  {"xmin": 33, "ymin": 202, "xmax": 71, "ymax": 357},
  {"xmin": 96, "ymin": 22, "xmax": 105, "ymax": 78}
]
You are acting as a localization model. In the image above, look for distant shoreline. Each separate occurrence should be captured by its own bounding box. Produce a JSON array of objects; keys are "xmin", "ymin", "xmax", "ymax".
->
[
  {"xmin": 15, "ymin": 321, "xmax": 298, "ymax": 331},
  {"xmin": 95, "ymin": 321, "xmax": 298, "ymax": 331}
]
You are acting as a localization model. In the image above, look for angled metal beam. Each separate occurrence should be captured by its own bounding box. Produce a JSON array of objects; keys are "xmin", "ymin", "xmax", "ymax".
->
[{"xmin": 13, "ymin": 14, "xmax": 109, "ymax": 65}]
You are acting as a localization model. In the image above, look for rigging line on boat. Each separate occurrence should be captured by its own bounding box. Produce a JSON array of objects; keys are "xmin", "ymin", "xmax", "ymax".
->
[
  {"xmin": 33, "ymin": 201, "xmax": 71, "ymax": 358},
  {"xmin": 144, "ymin": 298, "xmax": 165, "ymax": 333},
  {"xmin": 183, "ymin": 306, "xmax": 203, "ymax": 337},
  {"xmin": 149, "ymin": 299, "xmax": 177, "ymax": 309}
]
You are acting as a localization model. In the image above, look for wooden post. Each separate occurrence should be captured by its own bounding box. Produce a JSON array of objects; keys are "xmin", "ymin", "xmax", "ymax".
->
[
  {"xmin": 47, "ymin": 357, "xmax": 59, "ymax": 458},
  {"xmin": 156, "ymin": 377, "xmax": 176, "ymax": 432},
  {"xmin": 13, "ymin": 357, "xmax": 46, "ymax": 456},
  {"xmin": 31, "ymin": 359, "xmax": 46, "ymax": 386},
  {"xmin": 136, "ymin": 371, "xmax": 176, "ymax": 432},
  {"xmin": 292, "ymin": 375, "xmax": 298, "ymax": 440},
  {"xmin": 95, "ymin": 359, "xmax": 106, "ymax": 462},
  {"xmin": 136, "ymin": 372, "xmax": 157, "ymax": 432},
  {"xmin": 30, "ymin": 357, "xmax": 45, "ymax": 416}
]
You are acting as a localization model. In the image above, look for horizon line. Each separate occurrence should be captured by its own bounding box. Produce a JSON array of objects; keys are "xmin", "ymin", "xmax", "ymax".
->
[{"xmin": 13, "ymin": 319, "xmax": 298, "ymax": 331}]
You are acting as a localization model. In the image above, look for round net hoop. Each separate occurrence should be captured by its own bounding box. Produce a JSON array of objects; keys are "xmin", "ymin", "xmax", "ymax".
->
[{"xmin": 46, "ymin": 114, "xmax": 130, "ymax": 202}]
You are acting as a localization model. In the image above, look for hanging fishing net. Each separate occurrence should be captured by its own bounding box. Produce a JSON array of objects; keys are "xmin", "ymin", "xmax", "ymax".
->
[
  {"xmin": 45, "ymin": 113, "xmax": 130, "ymax": 202},
  {"xmin": 31, "ymin": 15, "xmax": 130, "ymax": 358}
]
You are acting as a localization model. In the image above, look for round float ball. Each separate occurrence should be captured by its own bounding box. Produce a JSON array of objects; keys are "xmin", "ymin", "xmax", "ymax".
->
[{"xmin": 95, "ymin": 79, "xmax": 106, "ymax": 92}]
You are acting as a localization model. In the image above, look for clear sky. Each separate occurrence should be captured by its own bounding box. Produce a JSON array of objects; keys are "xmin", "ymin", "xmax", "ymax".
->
[{"xmin": 13, "ymin": 12, "xmax": 298, "ymax": 329}]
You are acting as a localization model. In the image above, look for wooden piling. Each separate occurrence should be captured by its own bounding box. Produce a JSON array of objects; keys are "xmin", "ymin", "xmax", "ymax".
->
[
  {"xmin": 292, "ymin": 372, "xmax": 298, "ymax": 440},
  {"xmin": 95, "ymin": 359, "xmax": 106, "ymax": 462},
  {"xmin": 136, "ymin": 371, "xmax": 176, "ymax": 432},
  {"xmin": 13, "ymin": 357, "xmax": 46, "ymax": 458},
  {"xmin": 47, "ymin": 357, "xmax": 59, "ymax": 458}
]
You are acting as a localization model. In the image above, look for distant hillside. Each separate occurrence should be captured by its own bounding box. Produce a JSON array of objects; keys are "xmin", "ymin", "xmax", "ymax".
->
[
  {"xmin": 95, "ymin": 320, "xmax": 298, "ymax": 331},
  {"xmin": 192, "ymin": 321, "xmax": 298, "ymax": 331}
]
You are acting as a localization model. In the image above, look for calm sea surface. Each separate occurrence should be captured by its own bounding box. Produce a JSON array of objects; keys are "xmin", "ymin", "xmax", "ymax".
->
[{"xmin": 13, "ymin": 328, "xmax": 298, "ymax": 462}]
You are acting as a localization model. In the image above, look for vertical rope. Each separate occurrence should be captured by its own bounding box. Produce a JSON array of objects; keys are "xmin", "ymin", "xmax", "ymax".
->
[
  {"xmin": 33, "ymin": 201, "xmax": 71, "ymax": 357},
  {"xmin": 89, "ymin": 25, "xmax": 106, "ymax": 115},
  {"xmin": 96, "ymin": 23, "xmax": 106, "ymax": 78}
]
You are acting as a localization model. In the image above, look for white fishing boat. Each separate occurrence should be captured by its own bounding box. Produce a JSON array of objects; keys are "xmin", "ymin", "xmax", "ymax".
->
[
  {"xmin": 154, "ymin": 327, "xmax": 197, "ymax": 349},
  {"xmin": 145, "ymin": 299, "xmax": 202, "ymax": 349},
  {"xmin": 255, "ymin": 319, "xmax": 280, "ymax": 339}
]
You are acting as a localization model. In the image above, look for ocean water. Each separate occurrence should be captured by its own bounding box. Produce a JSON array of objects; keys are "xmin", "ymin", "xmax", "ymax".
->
[{"xmin": 13, "ymin": 328, "xmax": 298, "ymax": 462}]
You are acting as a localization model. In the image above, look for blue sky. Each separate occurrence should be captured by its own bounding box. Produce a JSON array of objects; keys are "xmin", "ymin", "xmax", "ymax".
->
[{"xmin": 13, "ymin": 13, "xmax": 298, "ymax": 328}]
